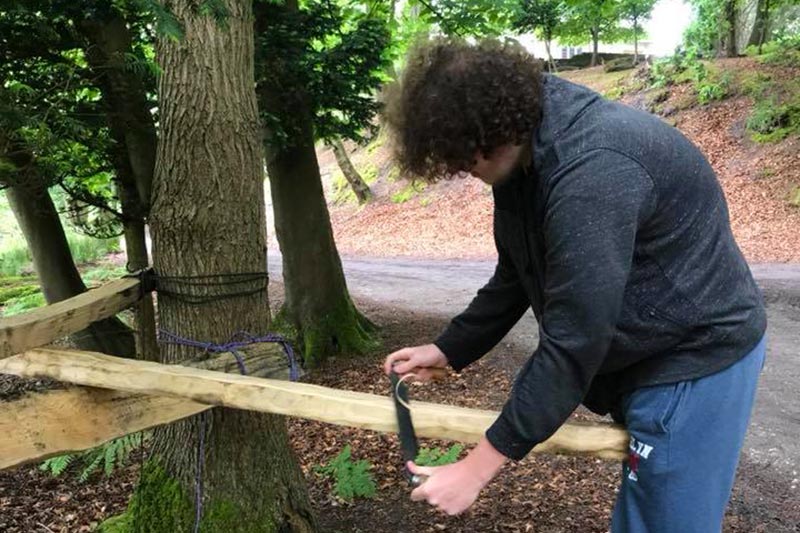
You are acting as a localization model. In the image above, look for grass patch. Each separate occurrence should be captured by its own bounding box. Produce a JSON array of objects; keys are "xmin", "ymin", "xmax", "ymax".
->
[
  {"xmin": 559, "ymin": 67, "xmax": 630, "ymax": 95},
  {"xmin": 2, "ymin": 291, "xmax": 45, "ymax": 316},
  {"xmin": 385, "ymin": 166, "xmax": 401, "ymax": 183},
  {"xmin": 740, "ymin": 71, "xmax": 774, "ymax": 99},
  {"xmin": 391, "ymin": 180, "xmax": 427, "ymax": 203},
  {"xmin": 0, "ymin": 233, "xmax": 120, "ymax": 276},
  {"xmin": 82, "ymin": 265, "xmax": 127, "ymax": 283},
  {"xmin": 331, "ymin": 163, "xmax": 379, "ymax": 205},
  {"xmin": 790, "ymin": 186, "xmax": 800, "ymax": 207},
  {"xmin": 747, "ymin": 99, "xmax": 800, "ymax": 143}
]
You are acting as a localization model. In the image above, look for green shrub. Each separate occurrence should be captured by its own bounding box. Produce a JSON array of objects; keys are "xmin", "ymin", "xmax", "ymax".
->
[
  {"xmin": 697, "ymin": 82, "xmax": 727, "ymax": 104},
  {"xmin": 753, "ymin": 35, "xmax": 800, "ymax": 67},
  {"xmin": 693, "ymin": 66, "xmax": 731, "ymax": 105},
  {"xmin": 746, "ymin": 99, "xmax": 800, "ymax": 142},
  {"xmin": 314, "ymin": 445, "xmax": 376, "ymax": 501}
]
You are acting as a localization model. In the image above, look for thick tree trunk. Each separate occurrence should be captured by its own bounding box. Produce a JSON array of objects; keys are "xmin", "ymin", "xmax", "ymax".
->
[
  {"xmin": 330, "ymin": 138, "xmax": 372, "ymax": 204},
  {"xmin": 747, "ymin": 0, "xmax": 766, "ymax": 47},
  {"xmin": 725, "ymin": 0, "xmax": 738, "ymax": 57},
  {"xmin": 78, "ymin": 8, "xmax": 158, "ymax": 361},
  {"xmin": 591, "ymin": 28, "xmax": 600, "ymax": 67},
  {"xmin": 256, "ymin": 1, "xmax": 377, "ymax": 367},
  {"xmin": 5, "ymin": 182, "xmax": 135, "ymax": 357},
  {"xmin": 633, "ymin": 17, "xmax": 639, "ymax": 63},
  {"xmin": 135, "ymin": 1, "xmax": 316, "ymax": 531}
]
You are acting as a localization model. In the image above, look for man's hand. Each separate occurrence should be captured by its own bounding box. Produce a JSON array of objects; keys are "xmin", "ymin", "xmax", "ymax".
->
[
  {"xmin": 408, "ymin": 437, "xmax": 507, "ymax": 515},
  {"xmin": 383, "ymin": 344, "xmax": 448, "ymax": 382}
]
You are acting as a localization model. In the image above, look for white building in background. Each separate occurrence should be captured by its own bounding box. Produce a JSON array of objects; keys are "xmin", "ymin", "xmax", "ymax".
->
[
  {"xmin": 515, "ymin": 34, "xmax": 656, "ymax": 61},
  {"xmin": 512, "ymin": 0, "xmax": 691, "ymax": 61}
]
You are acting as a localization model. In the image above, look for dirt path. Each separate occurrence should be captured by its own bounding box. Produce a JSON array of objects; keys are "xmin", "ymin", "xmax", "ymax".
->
[{"xmin": 270, "ymin": 254, "xmax": 800, "ymax": 482}]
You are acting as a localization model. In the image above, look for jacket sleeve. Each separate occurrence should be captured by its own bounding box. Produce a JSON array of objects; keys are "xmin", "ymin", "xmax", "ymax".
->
[
  {"xmin": 486, "ymin": 149, "xmax": 656, "ymax": 460},
  {"xmin": 433, "ymin": 218, "xmax": 530, "ymax": 372}
]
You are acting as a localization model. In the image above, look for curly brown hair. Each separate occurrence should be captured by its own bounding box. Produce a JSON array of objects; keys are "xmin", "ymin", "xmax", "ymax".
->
[{"xmin": 382, "ymin": 37, "xmax": 543, "ymax": 182}]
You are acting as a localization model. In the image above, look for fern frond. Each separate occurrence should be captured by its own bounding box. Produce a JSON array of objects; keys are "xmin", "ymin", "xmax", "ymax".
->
[{"xmin": 40, "ymin": 454, "xmax": 74, "ymax": 477}]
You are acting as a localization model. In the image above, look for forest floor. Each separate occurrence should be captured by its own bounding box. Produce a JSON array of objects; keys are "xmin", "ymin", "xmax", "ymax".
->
[{"xmin": 2, "ymin": 278, "xmax": 798, "ymax": 532}]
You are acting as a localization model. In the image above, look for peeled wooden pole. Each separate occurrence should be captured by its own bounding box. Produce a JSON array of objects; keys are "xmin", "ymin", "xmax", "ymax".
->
[
  {"xmin": 0, "ymin": 345, "xmax": 294, "ymax": 469},
  {"xmin": 0, "ymin": 348, "xmax": 628, "ymax": 466}
]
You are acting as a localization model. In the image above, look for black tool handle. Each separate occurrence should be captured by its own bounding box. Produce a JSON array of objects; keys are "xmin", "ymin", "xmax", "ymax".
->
[{"xmin": 390, "ymin": 370, "xmax": 423, "ymax": 485}]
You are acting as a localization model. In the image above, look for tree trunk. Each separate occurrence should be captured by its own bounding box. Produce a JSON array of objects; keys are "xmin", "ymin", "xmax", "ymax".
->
[
  {"xmin": 545, "ymin": 35, "xmax": 557, "ymax": 73},
  {"xmin": 633, "ymin": 17, "xmax": 639, "ymax": 63},
  {"xmin": 758, "ymin": 0, "xmax": 771, "ymax": 54},
  {"xmin": 747, "ymin": 0, "xmax": 766, "ymax": 48},
  {"xmin": 725, "ymin": 0, "xmax": 738, "ymax": 57},
  {"xmin": 78, "ymin": 9, "xmax": 159, "ymax": 361},
  {"xmin": 133, "ymin": 1, "xmax": 316, "ymax": 531},
  {"xmin": 5, "ymin": 182, "xmax": 135, "ymax": 357},
  {"xmin": 591, "ymin": 28, "xmax": 600, "ymax": 66},
  {"xmin": 330, "ymin": 138, "xmax": 372, "ymax": 204},
  {"xmin": 118, "ymin": 181, "xmax": 158, "ymax": 361},
  {"xmin": 255, "ymin": 0, "xmax": 378, "ymax": 367}
]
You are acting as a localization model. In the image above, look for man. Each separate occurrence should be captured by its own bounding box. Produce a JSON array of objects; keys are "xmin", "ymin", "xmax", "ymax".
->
[{"xmin": 382, "ymin": 38, "xmax": 766, "ymax": 532}]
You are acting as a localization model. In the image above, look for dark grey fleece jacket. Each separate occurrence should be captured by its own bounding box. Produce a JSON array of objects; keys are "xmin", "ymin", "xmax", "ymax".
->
[{"xmin": 433, "ymin": 74, "xmax": 767, "ymax": 461}]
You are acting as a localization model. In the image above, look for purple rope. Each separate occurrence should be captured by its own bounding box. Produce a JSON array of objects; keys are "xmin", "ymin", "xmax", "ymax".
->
[
  {"xmin": 156, "ymin": 329, "xmax": 299, "ymax": 533},
  {"xmin": 158, "ymin": 329, "xmax": 300, "ymax": 380}
]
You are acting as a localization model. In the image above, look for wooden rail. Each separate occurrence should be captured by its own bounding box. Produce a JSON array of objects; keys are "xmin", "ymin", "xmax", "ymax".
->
[
  {"xmin": 0, "ymin": 277, "xmax": 143, "ymax": 359},
  {"xmin": 0, "ymin": 343, "xmax": 294, "ymax": 469},
  {"xmin": 0, "ymin": 348, "xmax": 629, "ymax": 468}
]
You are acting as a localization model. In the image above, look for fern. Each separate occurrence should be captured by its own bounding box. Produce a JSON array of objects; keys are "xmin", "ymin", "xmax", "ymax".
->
[
  {"xmin": 415, "ymin": 444, "xmax": 463, "ymax": 467},
  {"xmin": 40, "ymin": 454, "xmax": 74, "ymax": 477},
  {"xmin": 39, "ymin": 432, "xmax": 147, "ymax": 482},
  {"xmin": 314, "ymin": 445, "xmax": 376, "ymax": 501}
]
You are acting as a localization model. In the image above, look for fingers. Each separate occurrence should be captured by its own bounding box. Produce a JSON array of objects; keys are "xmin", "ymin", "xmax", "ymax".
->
[
  {"xmin": 383, "ymin": 348, "xmax": 412, "ymax": 375},
  {"xmin": 407, "ymin": 461, "xmax": 434, "ymax": 477}
]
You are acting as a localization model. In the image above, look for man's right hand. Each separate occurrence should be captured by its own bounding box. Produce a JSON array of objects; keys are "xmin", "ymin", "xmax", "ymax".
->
[{"xmin": 383, "ymin": 344, "xmax": 449, "ymax": 382}]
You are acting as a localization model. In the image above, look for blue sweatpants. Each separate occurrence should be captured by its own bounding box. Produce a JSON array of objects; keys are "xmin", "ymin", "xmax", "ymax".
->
[{"xmin": 611, "ymin": 336, "xmax": 766, "ymax": 533}]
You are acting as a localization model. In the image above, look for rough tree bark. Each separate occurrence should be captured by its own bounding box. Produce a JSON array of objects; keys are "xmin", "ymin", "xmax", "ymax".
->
[
  {"xmin": 725, "ymin": 0, "xmax": 739, "ymax": 57},
  {"xmin": 330, "ymin": 138, "xmax": 372, "ymax": 204},
  {"xmin": 255, "ymin": 0, "xmax": 377, "ymax": 366},
  {"xmin": 121, "ymin": 1, "xmax": 317, "ymax": 531},
  {"xmin": 78, "ymin": 7, "xmax": 158, "ymax": 361},
  {"xmin": 747, "ymin": 0, "xmax": 771, "ymax": 53},
  {"xmin": 590, "ymin": 27, "xmax": 600, "ymax": 66},
  {"xmin": 5, "ymin": 181, "xmax": 135, "ymax": 357}
]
